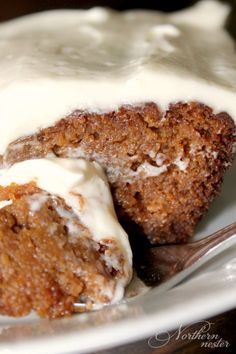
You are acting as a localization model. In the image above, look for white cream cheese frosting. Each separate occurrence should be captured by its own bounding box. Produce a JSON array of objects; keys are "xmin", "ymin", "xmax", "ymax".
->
[
  {"xmin": 0, "ymin": 158, "xmax": 133, "ymax": 303},
  {"xmin": 0, "ymin": 0, "xmax": 235, "ymax": 154}
]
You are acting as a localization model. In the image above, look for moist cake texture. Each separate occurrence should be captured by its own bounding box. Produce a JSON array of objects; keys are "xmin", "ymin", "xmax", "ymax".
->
[
  {"xmin": 0, "ymin": 0, "xmax": 235, "ymax": 244},
  {"xmin": 0, "ymin": 0, "xmax": 235, "ymax": 318},
  {"xmin": 0, "ymin": 159, "xmax": 132, "ymax": 318},
  {"xmin": 4, "ymin": 102, "xmax": 235, "ymax": 244}
]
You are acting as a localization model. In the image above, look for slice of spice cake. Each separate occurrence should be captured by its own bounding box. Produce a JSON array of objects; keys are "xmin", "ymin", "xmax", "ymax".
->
[{"xmin": 0, "ymin": 1, "xmax": 235, "ymax": 244}]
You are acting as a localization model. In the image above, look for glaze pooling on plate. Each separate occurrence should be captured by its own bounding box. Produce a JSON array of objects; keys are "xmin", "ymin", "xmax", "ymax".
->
[{"xmin": 0, "ymin": 0, "xmax": 235, "ymax": 154}]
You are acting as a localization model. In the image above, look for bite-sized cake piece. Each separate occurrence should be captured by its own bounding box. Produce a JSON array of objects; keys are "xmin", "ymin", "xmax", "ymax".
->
[
  {"xmin": 0, "ymin": 158, "xmax": 132, "ymax": 318},
  {"xmin": 0, "ymin": 0, "xmax": 235, "ymax": 244}
]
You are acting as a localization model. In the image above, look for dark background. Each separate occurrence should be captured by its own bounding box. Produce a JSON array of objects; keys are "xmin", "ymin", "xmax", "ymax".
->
[
  {"xmin": 0, "ymin": 0, "xmax": 235, "ymax": 37},
  {"xmin": 0, "ymin": 0, "xmax": 234, "ymax": 15},
  {"xmin": 0, "ymin": 0, "xmax": 236, "ymax": 32},
  {"xmin": 0, "ymin": 0, "xmax": 200, "ymax": 19}
]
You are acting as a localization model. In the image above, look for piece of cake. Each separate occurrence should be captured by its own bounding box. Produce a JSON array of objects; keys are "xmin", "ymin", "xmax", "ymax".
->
[
  {"xmin": 0, "ymin": 0, "xmax": 235, "ymax": 246},
  {"xmin": 0, "ymin": 158, "xmax": 132, "ymax": 318}
]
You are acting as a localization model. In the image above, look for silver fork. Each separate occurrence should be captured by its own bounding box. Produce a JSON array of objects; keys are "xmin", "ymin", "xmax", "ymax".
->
[{"xmin": 137, "ymin": 222, "xmax": 236, "ymax": 295}]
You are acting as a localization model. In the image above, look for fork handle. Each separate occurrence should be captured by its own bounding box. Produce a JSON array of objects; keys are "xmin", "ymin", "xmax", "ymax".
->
[
  {"xmin": 185, "ymin": 222, "xmax": 236, "ymax": 267},
  {"xmin": 149, "ymin": 225, "xmax": 236, "ymax": 296}
]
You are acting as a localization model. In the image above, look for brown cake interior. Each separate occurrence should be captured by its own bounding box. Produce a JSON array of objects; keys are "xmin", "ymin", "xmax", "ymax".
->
[
  {"xmin": 2, "ymin": 102, "xmax": 235, "ymax": 244},
  {"xmin": 0, "ymin": 183, "xmax": 125, "ymax": 318}
]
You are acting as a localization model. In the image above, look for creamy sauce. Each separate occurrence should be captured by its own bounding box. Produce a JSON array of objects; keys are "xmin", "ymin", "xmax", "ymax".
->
[{"xmin": 0, "ymin": 1, "xmax": 235, "ymax": 154}]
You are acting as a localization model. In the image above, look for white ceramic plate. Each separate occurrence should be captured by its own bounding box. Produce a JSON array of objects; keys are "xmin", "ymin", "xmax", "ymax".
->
[{"xmin": 0, "ymin": 162, "xmax": 235, "ymax": 354}]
